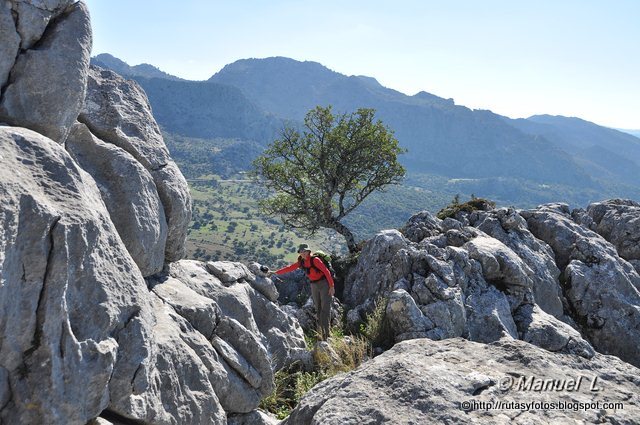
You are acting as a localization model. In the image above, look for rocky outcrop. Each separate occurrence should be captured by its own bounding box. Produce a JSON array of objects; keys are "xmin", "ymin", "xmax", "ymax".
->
[
  {"xmin": 1, "ymin": 3, "xmax": 305, "ymax": 423},
  {"xmin": 78, "ymin": 65, "xmax": 191, "ymax": 262},
  {"xmin": 579, "ymin": 199, "xmax": 640, "ymax": 262},
  {"xmin": 0, "ymin": 1, "xmax": 91, "ymax": 143},
  {"xmin": 166, "ymin": 260, "xmax": 309, "ymax": 372},
  {"xmin": 0, "ymin": 126, "xmax": 149, "ymax": 424},
  {"xmin": 0, "ymin": 125, "xmax": 305, "ymax": 423},
  {"xmin": 344, "ymin": 204, "xmax": 640, "ymax": 365},
  {"xmin": 469, "ymin": 208, "xmax": 566, "ymax": 318},
  {"xmin": 522, "ymin": 203, "xmax": 640, "ymax": 367},
  {"xmin": 66, "ymin": 122, "xmax": 168, "ymax": 276},
  {"xmin": 285, "ymin": 338, "xmax": 640, "ymax": 424}
]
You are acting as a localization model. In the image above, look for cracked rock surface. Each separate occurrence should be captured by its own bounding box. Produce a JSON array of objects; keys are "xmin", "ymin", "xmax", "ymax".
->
[
  {"xmin": 346, "ymin": 205, "xmax": 640, "ymax": 367},
  {"xmin": 284, "ymin": 338, "xmax": 640, "ymax": 424},
  {"xmin": 66, "ymin": 122, "xmax": 168, "ymax": 276},
  {"xmin": 78, "ymin": 65, "xmax": 191, "ymax": 261},
  {"xmin": 0, "ymin": 126, "xmax": 149, "ymax": 424},
  {"xmin": 0, "ymin": 1, "xmax": 91, "ymax": 143}
]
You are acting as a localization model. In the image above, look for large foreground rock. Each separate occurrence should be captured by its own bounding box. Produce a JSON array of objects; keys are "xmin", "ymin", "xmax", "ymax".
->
[
  {"xmin": 78, "ymin": 66, "xmax": 191, "ymax": 261},
  {"xmin": 581, "ymin": 199, "xmax": 640, "ymax": 262},
  {"xmin": 66, "ymin": 122, "xmax": 168, "ymax": 276},
  {"xmin": 0, "ymin": 127, "xmax": 290, "ymax": 424},
  {"xmin": 523, "ymin": 204, "xmax": 640, "ymax": 367},
  {"xmin": 285, "ymin": 338, "xmax": 640, "ymax": 424},
  {"xmin": 0, "ymin": 126, "xmax": 150, "ymax": 424},
  {"xmin": 0, "ymin": 1, "xmax": 91, "ymax": 143}
]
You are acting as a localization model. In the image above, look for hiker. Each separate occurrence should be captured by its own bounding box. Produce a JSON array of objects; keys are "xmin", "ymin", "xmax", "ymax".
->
[{"xmin": 272, "ymin": 244, "xmax": 335, "ymax": 340}]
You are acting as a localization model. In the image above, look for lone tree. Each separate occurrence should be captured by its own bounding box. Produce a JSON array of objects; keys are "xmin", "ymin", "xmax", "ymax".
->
[{"xmin": 253, "ymin": 106, "xmax": 406, "ymax": 253}]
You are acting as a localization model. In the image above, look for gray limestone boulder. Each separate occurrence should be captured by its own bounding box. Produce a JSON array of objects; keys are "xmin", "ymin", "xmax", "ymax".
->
[
  {"xmin": 584, "ymin": 199, "xmax": 640, "ymax": 261},
  {"xmin": 514, "ymin": 304, "xmax": 595, "ymax": 358},
  {"xmin": 400, "ymin": 210, "xmax": 443, "ymax": 243},
  {"xmin": 0, "ymin": 126, "xmax": 150, "ymax": 424},
  {"xmin": 168, "ymin": 260, "xmax": 308, "ymax": 371},
  {"xmin": 470, "ymin": 208, "xmax": 565, "ymax": 318},
  {"xmin": 0, "ymin": 127, "xmax": 281, "ymax": 423},
  {"xmin": 146, "ymin": 272, "xmax": 276, "ymax": 414},
  {"xmin": 107, "ymin": 296, "xmax": 227, "ymax": 423},
  {"xmin": 247, "ymin": 262, "xmax": 279, "ymax": 302},
  {"xmin": 10, "ymin": 0, "xmax": 76, "ymax": 50},
  {"xmin": 522, "ymin": 204, "xmax": 640, "ymax": 367},
  {"xmin": 465, "ymin": 286, "xmax": 518, "ymax": 343},
  {"xmin": 78, "ymin": 66, "xmax": 170, "ymax": 169},
  {"xmin": 0, "ymin": 3, "xmax": 20, "ymax": 88},
  {"xmin": 344, "ymin": 229, "xmax": 412, "ymax": 307},
  {"xmin": 346, "ymin": 212, "xmax": 594, "ymax": 359},
  {"xmin": 66, "ymin": 122, "xmax": 167, "ymax": 276},
  {"xmin": 78, "ymin": 65, "xmax": 191, "ymax": 262},
  {"xmin": 284, "ymin": 338, "xmax": 640, "ymax": 424},
  {"xmin": 0, "ymin": 1, "xmax": 91, "ymax": 143},
  {"xmin": 152, "ymin": 161, "xmax": 191, "ymax": 261},
  {"xmin": 207, "ymin": 260, "xmax": 253, "ymax": 284}
]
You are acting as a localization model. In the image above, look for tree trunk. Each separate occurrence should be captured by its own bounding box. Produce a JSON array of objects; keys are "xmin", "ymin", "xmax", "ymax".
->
[{"xmin": 331, "ymin": 220, "xmax": 357, "ymax": 253}]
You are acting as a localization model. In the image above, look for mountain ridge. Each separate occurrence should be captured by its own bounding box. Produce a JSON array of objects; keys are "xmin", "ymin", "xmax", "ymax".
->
[{"xmin": 93, "ymin": 54, "xmax": 640, "ymax": 209}]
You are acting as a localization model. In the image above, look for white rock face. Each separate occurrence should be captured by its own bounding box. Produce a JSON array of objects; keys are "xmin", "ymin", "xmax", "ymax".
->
[
  {"xmin": 522, "ymin": 204, "xmax": 640, "ymax": 367},
  {"xmin": 284, "ymin": 338, "xmax": 640, "ymax": 424},
  {"xmin": 78, "ymin": 66, "xmax": 191, "ymax": 262},
  {"xmin": 0, "ymin": 126, "xmax": 149, "ymax": 424},
  {"xmin": 66, "ymin": 122, "xmax": 167, "ymax": 276},
  {"xmin": 0, "ymin": 1, "xmax": 91, "ymax": 143},
  {"xmin": 345, "ymin": 211, "xmax": 595, "ymax": 358}
]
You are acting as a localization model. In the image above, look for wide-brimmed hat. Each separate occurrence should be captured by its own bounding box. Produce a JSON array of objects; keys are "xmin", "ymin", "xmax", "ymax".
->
[{"xmin": 297, "ymin": 243, "xmax": 311, "ymax": 253}]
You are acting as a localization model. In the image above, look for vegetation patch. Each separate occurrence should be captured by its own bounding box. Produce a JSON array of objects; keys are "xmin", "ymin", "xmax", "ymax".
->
[
  {"xmin": 260, "ymin": 305, "xmax": 390, "ymax": 419},
  {"xmin": 436, "ymin": 194, "xmax": 496, "ymax": 220}
]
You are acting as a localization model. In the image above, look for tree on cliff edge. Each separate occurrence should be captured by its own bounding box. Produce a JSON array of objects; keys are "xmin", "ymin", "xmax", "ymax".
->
[{"xmin": 252, "ymin": 105, "xmax": 406, "ymax": 253}]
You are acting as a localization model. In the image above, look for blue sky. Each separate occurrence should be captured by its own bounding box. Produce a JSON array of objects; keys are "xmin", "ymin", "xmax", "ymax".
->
[{"xmin": 85, "ymin": 0, "xmax": 639, "ymax": 129}]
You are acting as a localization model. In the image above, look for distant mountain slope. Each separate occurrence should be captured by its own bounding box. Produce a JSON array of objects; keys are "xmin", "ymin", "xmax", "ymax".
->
[
  {"xmin": 92, "ymin": 53, "xmax": 184, "ymax": 81},
  {"xmin": 209, "ymin": 57, "xmax": 592, "ymax": 187},
  {"xmin": 618, "ymin": 128, "xmax": 640, "ymax": 138},
  {"xmin": 209, "ymin": 56, "xmax": 455, "ymax": 120},
  {"xmin": 129, "ymin": 75, "xmax": 281, "ymax": 142},
  {"xmin": 94, "ymin": 54, "xmax": 640, "ymax": 211},
  {"xmin": 506, "ymin": 115, "xmax": 640, "ymax": 186}
]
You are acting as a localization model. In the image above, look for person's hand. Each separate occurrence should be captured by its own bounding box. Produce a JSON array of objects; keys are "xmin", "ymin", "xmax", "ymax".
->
[{"xmin": 328, "ymin": 286, "xmax": 335, "ymax": 297}]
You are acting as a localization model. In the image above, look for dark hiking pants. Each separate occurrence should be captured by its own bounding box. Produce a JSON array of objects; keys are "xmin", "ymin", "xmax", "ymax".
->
[{"xmin": 310, "ymin": 278, "xmax": 331, "ymax": 340}]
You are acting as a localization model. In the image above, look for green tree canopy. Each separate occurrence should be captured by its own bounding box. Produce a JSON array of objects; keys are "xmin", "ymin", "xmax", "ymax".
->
[{"xmin": 252, "ymin": 106, "xmax": 406, "ymax": 253}]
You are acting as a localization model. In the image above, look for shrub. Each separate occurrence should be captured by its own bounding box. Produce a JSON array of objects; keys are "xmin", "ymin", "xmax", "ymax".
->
[
  {"xmin": 436, "ymin": 195, "xmax": 496, "ymax": 220},
  {"xmin": 359, "ymin": 297, "xmax": 393, "ymax": 351},
  {"xmin": 261, "ymin": 322, "xmax": 371, "ymax": 419}
]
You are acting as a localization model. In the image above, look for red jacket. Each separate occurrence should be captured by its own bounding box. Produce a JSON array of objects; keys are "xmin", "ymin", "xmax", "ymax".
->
[{"xmin": 275, "ymin": 255, "xmax": 335, "ymax": 288}]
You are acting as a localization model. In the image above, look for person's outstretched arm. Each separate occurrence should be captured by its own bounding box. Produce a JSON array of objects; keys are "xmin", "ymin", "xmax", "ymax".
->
[{"xmin": 274, "ymin": 261, "xmax": 300, "ymax": 275}]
